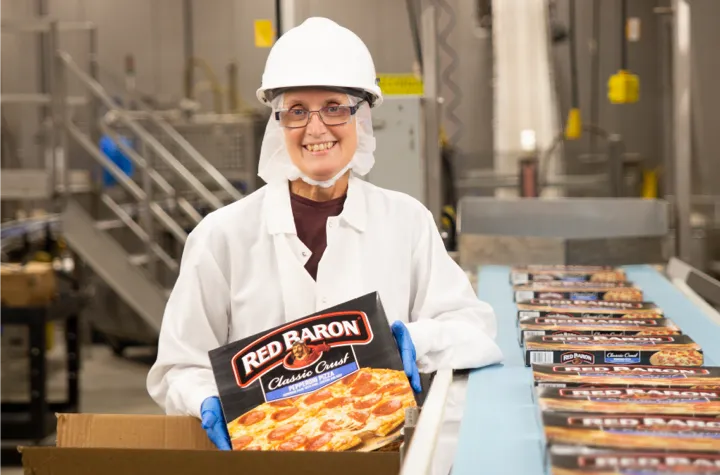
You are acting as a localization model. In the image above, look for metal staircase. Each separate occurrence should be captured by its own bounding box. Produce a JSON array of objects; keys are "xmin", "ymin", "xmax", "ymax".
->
[{"xmin": 49, "ymin": 49, "xmax": 253, "ymax": 345}]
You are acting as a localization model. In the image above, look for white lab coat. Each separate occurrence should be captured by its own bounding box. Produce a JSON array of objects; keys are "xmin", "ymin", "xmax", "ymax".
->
[{"xmin": 146, "ymin": 175, "xmax": 502, "ymax": 473}]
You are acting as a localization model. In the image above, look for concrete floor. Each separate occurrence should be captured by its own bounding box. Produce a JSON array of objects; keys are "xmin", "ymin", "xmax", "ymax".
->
[{"xmin": 2, "ymin": 339, "xmax": 161, "ymax": 474}]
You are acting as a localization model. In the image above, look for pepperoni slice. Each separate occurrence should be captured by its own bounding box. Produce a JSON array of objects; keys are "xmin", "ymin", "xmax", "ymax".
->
[
  {"xmin": 320, "ymin": 420, "xmax": 342, "ymax": 432},
  {"xmin": 348, "ymin": 411, "xmax": 370, "ymax": 424},
  {"xmin": 391, "ymin": 386, "xmax": 412, "ymax": 396},
  {"xmin": 232, "ymin": 435, "xmax": 253, "ymax": 450},
  {"xmin": 269, "ymin": 398, "xmax": 296, "ymax": 407},
  {"xmin": 353, "ymin": 393, "xmax": 382, "ymax": 409},
  {"xmin": 342, "ymin": 372, "xmax": 360, "ymax": 385},
  {"xmin": 324, "ymin": 397, "xmax": 350, "ymax": 409},
  {"xmin": 267, "ymin": 423, "xmax": 299, "ymax": 441},
  {"xmin": 244, "ymin": 446, "xmax": 262, "ymax": 451},
  {"xmin": 278, "ymin": 434, "xmax": 308, "ymax": 451},
  {"xmin": 272, "ymin": 407, "xmax": 299, "ymax": 422},
  {"xmin": 238, "ymin": 410, "xmax": 266, "ymax": 426},
  {"xmin": 379, "ymin": 383, "xmax": 404, "ymax": 394},
  {"xmin": 351, "ymin": 372, "xmax": 372, "ymax": 387},
  {"xmin": 304, "ymin": 388, "xmax": 333, "ymax": 405},
  {"xmin": 306, "ymin": 432, "xmax": 333, "ymax": 451},
  {"xmin": 351, "ymin": 382, "xmax": 378, "ymax": 397},
  {"xmin": 372, "ymin": 398, "xmax": 402, "ymax": 416}
]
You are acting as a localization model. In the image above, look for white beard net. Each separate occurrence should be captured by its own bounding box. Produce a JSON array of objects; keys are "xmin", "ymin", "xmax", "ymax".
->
[{"xmin": 257, "ymin": 93, "xmax": 376, "ymax": 188}]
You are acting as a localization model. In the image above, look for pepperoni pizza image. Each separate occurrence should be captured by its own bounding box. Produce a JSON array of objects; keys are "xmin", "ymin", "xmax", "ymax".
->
[
  {"xmin": 651, "ymin": 349, "xmax": 705, "ymax": 366},
  {"xmin": 227, "ymin": 368, "xmax": 415, "ymax": 451},
  {"xmin": 209, "ymin": 293, "xmax": 418, "ymax": 453},
  {"xmin": 602, "ymin": 287, "xmax": 643, "ymax": 302}
]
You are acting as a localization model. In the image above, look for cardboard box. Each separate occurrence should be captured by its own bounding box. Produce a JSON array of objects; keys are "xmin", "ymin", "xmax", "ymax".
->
[
  {"xmin": 524, "ymin": 334, "xmax": 703, "ymax": 367},
  {"xmin": 532, "ymin": 364, "xmax": 720, "ymax": 389},
  {"xmin": 517, "ymin": 316, "xmax": 680, "ymax": 346},
  {"xmin": 514, "ymin": 282, "xmax": 643, "ymax": 303},
  {"xmin": 517, "ymin": 299, "xmax": 662, "ymax": 318},
  {"xmin": 542, "ymin": 411, "xmax": 720, "ymax": 452},
  {"xmin": 20, "ymin": 413, "xmax": 401, "ymax": 475},
  {"xmin": 209, "ymin": 292, "xmax": 415, "ymax": 452},
  {"xmin": 510, "ymin": 268, "xmax": 626, "ymax": 285},
  {"xmin": 549, "ymin": 446, "xmax": 720, "ymax": 474},
  {"xmin": 1, "ymin": 262, "xmax": 57, "ymax": 307},
  {"xmin": 518, "ymin": 307, "xmax": 664, "ymax": 321},
  {"xmin": 537, "ymin": 386, "xmax": 720, "ymax": 415}
]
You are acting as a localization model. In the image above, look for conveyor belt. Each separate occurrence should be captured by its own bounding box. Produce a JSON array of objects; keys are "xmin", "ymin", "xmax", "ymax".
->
[{"xmin": 452, "ymin": 265, "xmax": 720, "ymax": 475}]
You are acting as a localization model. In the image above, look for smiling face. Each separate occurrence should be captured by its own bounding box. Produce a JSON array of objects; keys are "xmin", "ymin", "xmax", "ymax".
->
[{"xmin": 281, "ymin": 89, "xmax": 358, "ymax": 182}]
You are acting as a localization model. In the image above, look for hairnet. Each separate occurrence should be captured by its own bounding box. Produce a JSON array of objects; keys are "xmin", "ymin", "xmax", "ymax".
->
[{"xmin": 257, "ymin": 92, "xmax": 376, "ymax": 186}]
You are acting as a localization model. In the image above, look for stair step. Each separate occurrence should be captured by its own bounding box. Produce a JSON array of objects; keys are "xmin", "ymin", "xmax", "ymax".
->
[
  {"xmin": 128, "ymin": 254, "xmax": 149, "ymax": 266},
  {"xmin": 95, "ymin": 219, "xmax": 125, "ymax": 231},
  {"xmin": 61, "ymin": 199, "xmax": 167, "ymax": 335}
]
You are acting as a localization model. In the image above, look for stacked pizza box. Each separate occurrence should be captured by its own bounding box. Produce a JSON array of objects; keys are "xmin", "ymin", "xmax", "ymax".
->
[{"xmin": 510, "ymin": 265, "xmax": 720, "ymax": 475}]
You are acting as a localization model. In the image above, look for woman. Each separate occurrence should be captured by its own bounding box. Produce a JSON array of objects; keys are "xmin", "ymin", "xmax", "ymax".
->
[{"xmin": 147, "ymin": 16, "xmax": 502, "ymax": 468}]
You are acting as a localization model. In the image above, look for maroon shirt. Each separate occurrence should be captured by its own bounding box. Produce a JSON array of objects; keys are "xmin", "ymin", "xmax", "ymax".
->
[{"xmin": 290, "ymin": 192, "xmax": 347, "ymax": 280}]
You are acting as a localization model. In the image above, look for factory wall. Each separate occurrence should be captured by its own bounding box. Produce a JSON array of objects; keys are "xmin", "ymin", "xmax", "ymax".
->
[
  {"xmin": 0, "ymin": 0, "xmax": 492, "ymax": 175},
  {"xmin": 1, "ymin": 0, "xmax": 718, "ymax": 198},
  {"xmin": 551, "ymin": 0, "xmax": 663, "ymax": 191}
]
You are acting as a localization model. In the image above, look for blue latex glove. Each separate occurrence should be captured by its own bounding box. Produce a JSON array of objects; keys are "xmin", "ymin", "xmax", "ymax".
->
[
  {"xmin": 391, "ymin": 321, "xmax": 422, "ymax": 393},
  {"xmin": 200, "ymin": 396, "xmax": 231, "ymax": 450}
]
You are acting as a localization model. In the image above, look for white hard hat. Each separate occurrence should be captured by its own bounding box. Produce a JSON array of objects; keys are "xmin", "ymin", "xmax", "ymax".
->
[{"xmin": 256, "ymin": 17, "xmax": 383, "ymax": 107}]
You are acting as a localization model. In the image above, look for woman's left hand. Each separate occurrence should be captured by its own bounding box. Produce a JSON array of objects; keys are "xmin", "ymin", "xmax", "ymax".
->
[{"xmin": 391, "ymin": 321, "xmax": 422, "ymax": 393}]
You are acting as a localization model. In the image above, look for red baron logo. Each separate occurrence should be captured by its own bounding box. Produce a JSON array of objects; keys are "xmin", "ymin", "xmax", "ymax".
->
[
  {"xmin": 552, "ymin": 365, "xmax": 709, "ymax": 374},
  {"xmin": 578, "ymin": 454, "xmax": 720, "ymax": 469},
  {"xmin": 568, "ymin": 415, "xmax": 720, "ymax": 428},
  {"xmin": 231, "ymin": 311, "xmax": 373, "ymax": 388},
  {"xmin": 568, "ymin": 416, "xmax": 643, "ymax": 427},
  {"xmin": 530, "ymin": 299, "xmax": 644, "ymax": 308},
  {"xmin": 538, "ymin": 292, "xmax": 564, "ymax": 299},
  {"xmin": 542, "ymin": 335, "xmax": 673, "ymax": 342},
  {"xmin": 560, "ymin": 352, "xmax": 594, "ymax": 364},
  {"xmin": 560, "ymin": 388, "xmax": 720, "ymax": 398},
  {"xmin": 537, "ymin": 318, "xmax": 657, "ymax": 325}
]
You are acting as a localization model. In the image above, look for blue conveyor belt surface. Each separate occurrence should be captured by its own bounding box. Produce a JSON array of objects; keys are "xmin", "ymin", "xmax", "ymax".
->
[{"xmin": 452, "ymin": 265, "xmax": 720, "ymax": 475}]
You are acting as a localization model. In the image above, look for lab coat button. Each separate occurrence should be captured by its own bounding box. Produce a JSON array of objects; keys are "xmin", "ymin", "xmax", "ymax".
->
[{"xmin": 302, "ymin": 251, "xmax": 308, "ymax": 257}]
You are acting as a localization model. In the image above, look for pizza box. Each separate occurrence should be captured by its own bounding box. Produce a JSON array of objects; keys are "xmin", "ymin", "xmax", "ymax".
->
[
  {"xmin": 209, "ymin": 292, "xmax": 416, "ymax": 453},
  {"xmin": 524, "ymin": 334, "xmax": 703, "ymax": 367},
  {"xmin": 517, "ymin": 316, "xmax": 680, "ymax": 346},
  {"xmin": 548, "ymin": 446, "xmax": 720, "ymax": 474},
  {"xmin": 511, "ymin": 265, "xmax": 619, "ymax": 274},
  {"xmin": 517, "ymin": 300, "xmax": 663, "ymax": 320},
  {"xmin": 514, "ymin": 283, "xmax": 643, "ymax": 304},
  {"xmin": 532, "ymin": 364, "xmax": 720, "ymax": 389},
  {"xmin": 19, "ymin": 413, "xmax": 400, "ymax": 475},
  {"xmin": 537, "ymin": 386, "xmax": 720, "ymax": 416},
  {"xmin": 542, "ymin": 411, "xmax": 720, "ymax": 453},
  {"xmin": 510, "ymin": 268, "xmax": 627, "ymax": 286}
]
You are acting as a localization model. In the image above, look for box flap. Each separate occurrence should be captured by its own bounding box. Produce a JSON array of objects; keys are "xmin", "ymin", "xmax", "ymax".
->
[
  {"xmin": 22, "ymin": 447, "xmax": 400, "ymax": 475},
  {"xmin": 56, "ymin": 413, "xmax": 215, "ymax": 450}
]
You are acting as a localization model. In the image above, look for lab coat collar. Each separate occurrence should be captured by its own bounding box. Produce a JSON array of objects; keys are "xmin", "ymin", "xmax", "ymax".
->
[
  {"xmin": 340, "ymin": 175, "xmax": 367, "ymax": 233},
  {"xmin": 263, "ymin": 175, "xmax": 367, "ymax": 235}
]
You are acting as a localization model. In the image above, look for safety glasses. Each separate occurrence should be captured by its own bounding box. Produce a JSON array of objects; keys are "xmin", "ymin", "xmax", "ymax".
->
[{"xmin": 275, "ymin": 100, "xmax": 366, "ymax": 129}]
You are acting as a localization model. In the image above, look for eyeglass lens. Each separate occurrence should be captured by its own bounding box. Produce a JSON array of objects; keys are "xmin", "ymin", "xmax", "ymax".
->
[{"xmin": 278, "ymin": 105, "xmax": 352, "ymax": 128}]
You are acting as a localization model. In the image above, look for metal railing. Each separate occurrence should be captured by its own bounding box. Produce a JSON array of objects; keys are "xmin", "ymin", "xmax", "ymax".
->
[{"xmin": 50, "ymin": 41, "xmax": 243, "ymax": 278}]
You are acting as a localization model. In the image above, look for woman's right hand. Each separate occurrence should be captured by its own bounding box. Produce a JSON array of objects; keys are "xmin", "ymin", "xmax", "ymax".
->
[{"xmin": 200, "ymin": 396, "xmax": 231, "ymax": 450}]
